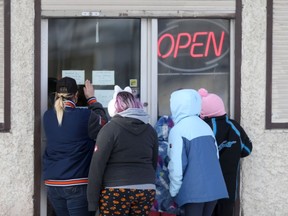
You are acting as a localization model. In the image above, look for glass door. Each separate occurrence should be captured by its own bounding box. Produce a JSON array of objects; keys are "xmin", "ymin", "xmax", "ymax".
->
[
  {"xmin": 40, "ymin": 17, "xmax": 234, "ymax": 216},
  {"xmin": 41, "ymin": 18, "xmax": 142, "ymax": 216},
  {"xmin": 47, "ymin": 18, "xmax": 141, "ymax": 111}
]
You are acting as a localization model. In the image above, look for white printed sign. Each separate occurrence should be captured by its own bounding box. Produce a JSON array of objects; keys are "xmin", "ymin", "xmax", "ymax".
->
[
  {"xmin": 92, "ymin": 70, "xmax": 115, "ymax": 85},
  {"xmin": 94, "ymin": 90, "xmax": 114, "ymax": 108},
  {"xmin": 62, "ymin": 70, "xmax": 85, "ymax": 85}
]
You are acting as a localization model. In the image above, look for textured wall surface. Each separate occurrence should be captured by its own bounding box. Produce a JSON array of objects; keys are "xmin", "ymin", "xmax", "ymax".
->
[
  {"xmin": 241, "ymin": 0, "xmax": 288, "ymax": 215},
  {"xmin": 0, "ymin": 0, "xmax": 35, "ymax": 215}
]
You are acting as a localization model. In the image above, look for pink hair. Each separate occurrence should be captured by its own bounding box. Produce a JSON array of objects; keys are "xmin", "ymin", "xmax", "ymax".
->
[{"xmin": 115, "ymin": 92, "xmax": 143, "ymax": 113}]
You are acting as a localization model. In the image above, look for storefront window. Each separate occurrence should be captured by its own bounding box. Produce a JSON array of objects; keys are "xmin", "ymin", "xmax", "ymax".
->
[
  {"xmin": 158, "ymin": 19, "xmax": 230, "ymax": 117},
  {"xmin": 48, "ymin": 18, "xmax": 141, "ymax": 109}
]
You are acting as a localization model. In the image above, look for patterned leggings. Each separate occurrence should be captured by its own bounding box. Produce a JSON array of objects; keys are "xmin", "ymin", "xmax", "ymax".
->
[{"xmin": 99, "ymin": 188, "xmax": 156, "ymax": 216}]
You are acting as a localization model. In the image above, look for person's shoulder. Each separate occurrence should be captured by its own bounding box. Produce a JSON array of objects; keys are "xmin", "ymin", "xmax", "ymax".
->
[
  {"xmin": 44, "ymin": 108, "xmax": 54, "ymax": 112},
  {"xmin": 146, "ymin": 123, "xmax": 156, "ymax": 129},
  {"xmin": 226, "ymin": 118, "xmax": 249, "ymax": 135},
  {"xmin": 72, "ymin": 107, "xmax": 92, "ymax": 115},
  {"xmin": 44, "ymin": 109, "xmax": 54, "ymax": 117},
  {"xmin": 227, "ymin": 118, "xmax": 242, "ymax": 127},
  {"xmin": 146, "ymin": 123, "xmax": 158, "ymax": 136},
  {"xmin": 75, "ymin": 106, "xmax": 90, "ymax": 111},
  {"xmin": 100, "ymin": 119, "xmax": 117, "ymax": 130}
]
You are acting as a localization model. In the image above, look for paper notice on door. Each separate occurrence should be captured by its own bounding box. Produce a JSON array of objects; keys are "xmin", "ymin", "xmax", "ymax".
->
[
  {"xmin": 94, "ymin": 90, "xmax": 114, "ymax": 108},
  {"xmin": 92, "ymin": 70, "xmax": 115, "ymax": 85},
  {"xmin": 62, "ymin": 70, "xmax": 85, "ymax": 85}
]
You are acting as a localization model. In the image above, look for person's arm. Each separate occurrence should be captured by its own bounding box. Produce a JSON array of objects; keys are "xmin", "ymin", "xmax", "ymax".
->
[
  {"xmin": 87, "ymin": 123, "xmax": 114, "ymax": 211},
  {"xmin": 152, "ymin": 129, "xmax": 159, "ymax": 171},
  {"xmin": 238, "ymin": 124, "xmax": 253, "ymax": 157},
  {"xmin": 167, "ymin": 129, "xmax": 184, "ymax": 197},
  {"xmin": 84, "ymin": 80, "xmax": 108, "ymax": 139}
]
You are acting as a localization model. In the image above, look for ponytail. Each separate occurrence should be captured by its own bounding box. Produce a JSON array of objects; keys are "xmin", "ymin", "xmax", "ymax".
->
[{"xmin": 54, "ymin": 93, "xmax": 74, "ymax": 126}]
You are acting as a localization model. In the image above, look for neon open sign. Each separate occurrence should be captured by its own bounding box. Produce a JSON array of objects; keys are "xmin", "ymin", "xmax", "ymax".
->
[
  {"xmin": 158, "ymin": 31, "xmax": 225, "ymax": 58},
  {"xmin": 158, "ymin": 20, "xmax": 230, "ymax": 72}
]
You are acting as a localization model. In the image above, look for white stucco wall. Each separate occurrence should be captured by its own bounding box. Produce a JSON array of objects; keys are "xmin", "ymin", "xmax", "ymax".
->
[
  {"xmin": 0, "ymin": 0, "xmax": 35, "ymax": 215},
  {"xmin": 241, "ymin": 0, "xmax": 288, "ymax": 215}
]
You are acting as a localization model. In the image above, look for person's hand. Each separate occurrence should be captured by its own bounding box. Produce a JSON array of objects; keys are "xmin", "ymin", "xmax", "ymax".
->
[{"xmin": 83, "ymin": 80, "xmax": 94, "ymax": 99}]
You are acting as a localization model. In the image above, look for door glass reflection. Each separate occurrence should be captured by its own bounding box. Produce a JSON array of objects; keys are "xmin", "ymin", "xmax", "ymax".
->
[{"xmin": 48, "ymin": 18, "xmax": 141, "ymax": 109}]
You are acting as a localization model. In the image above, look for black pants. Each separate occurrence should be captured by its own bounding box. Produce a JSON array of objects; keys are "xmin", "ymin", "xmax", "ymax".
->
[
  {"xmin": 211, "ymin": 199, "xmax": 235, "ymax": 216},
  {"xmin": 183, "ymin": 201, "xmax": 217, "ymax": 216}
]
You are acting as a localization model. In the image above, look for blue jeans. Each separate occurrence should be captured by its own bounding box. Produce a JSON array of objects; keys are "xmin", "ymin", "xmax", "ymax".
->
[{"xmin": 47, "ymin": 185, "xmax": 94, "ymax": 216}]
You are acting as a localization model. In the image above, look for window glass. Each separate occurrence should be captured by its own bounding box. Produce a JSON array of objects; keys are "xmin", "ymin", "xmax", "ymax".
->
[
  {"xmin": 48, "ymin": 18, "xmax": 141, "ymax": 109},
  {"xmin": 158, "ymin": 19, "xmax": 230, "ymax": 117}
]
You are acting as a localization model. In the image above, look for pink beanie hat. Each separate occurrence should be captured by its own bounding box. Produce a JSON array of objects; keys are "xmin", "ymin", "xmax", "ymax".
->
[{"xmin": 198, "ymin": 88, "xmax": 226, "ymax": 118}]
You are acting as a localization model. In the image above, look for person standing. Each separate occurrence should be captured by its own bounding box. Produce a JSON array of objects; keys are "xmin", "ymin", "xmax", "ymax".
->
[
  {"xmin": 150, "ymin": 115, "xmax": 181, "ymax": 216},
  {"xmin": 87, "ymin": 85, "xmax": 158, "ymax": 216},
  {"xmin": 168, "ymin": 89, "xmax": 228, "ymax": 216},
  {"xmin": 198, "ymin": 88, "xmax": 253, "ymax": 216},
  {"xmin": 42, "ymin": 77, "xmax": 108, "ymax": 216}
]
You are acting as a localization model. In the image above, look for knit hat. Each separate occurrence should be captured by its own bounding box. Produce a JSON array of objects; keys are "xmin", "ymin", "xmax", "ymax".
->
[
  {"xmin": 198, "ymin": 88, "xmax": 226, "ymax": 119},
  {"xmin": 107, "ymin": 85, "xmax": 132, "ymax": 117},
  {"xmin": 56, "ymin": 77, "xmax": 78, "ymax": 94}
]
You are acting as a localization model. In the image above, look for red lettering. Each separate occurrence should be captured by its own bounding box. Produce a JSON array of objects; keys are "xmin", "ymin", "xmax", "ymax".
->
[
  {"xmin": 190, "ymin": 32, "xmax": 208, "ymax": 58},
  {"xmin": 158, "ymin": 31, "xmax": 226, "ymax": 59},
  {"xmin": 158, "ymin": 33, "xmax": 175, "ymax": 59},
  {"xmin": 174, "ymin": 33, "xmax": 191, "ymax": 58},
  {"xmin": 205, "ymin": 31, "xmax": 225, "ymax": 57}
]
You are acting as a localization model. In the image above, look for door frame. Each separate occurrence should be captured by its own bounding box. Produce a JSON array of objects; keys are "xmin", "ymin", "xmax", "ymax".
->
[{"xmin": 35, "ymin": 15, "xmax": 241, "ymax": 216}]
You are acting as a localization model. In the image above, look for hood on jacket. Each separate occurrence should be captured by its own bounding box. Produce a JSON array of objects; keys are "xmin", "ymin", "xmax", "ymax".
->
[
  {"xmin": 112, "ymin": 108, "xmax": 151, "ymax": 135},
  {"xmin": 118, "ymin": 108, "xmax": 149, "ymax": 123},
  {"xmin": 170, "ymin": 89, "xmax": 201, "ymax": 124}
]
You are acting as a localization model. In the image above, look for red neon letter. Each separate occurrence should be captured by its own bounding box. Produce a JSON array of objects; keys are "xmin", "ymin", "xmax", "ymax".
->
[
  {"xmin": 205, "ymin": 31, "xmax": 225, "ymax": 57},
  {"xmin": 158, "ymin": 33, "xmax": 175, "ymax": 59},
  {"xmin": 173, "ymin": 33, "xmax": 191, "ymax": 58},
  {"xmin": 190, "ymin": 32, "xmax": 208, "ymax": 58}
]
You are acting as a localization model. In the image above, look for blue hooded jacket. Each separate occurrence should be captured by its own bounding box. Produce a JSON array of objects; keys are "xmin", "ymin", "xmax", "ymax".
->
[{"xmin": 168, "ymin": 89, "xmax": 228, "ymax": 207}]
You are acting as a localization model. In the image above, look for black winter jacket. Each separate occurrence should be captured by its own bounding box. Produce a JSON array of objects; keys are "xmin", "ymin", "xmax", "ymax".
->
[{"xmin": 204, "ymin": 114, "xmax": 253, "ymax": 200}]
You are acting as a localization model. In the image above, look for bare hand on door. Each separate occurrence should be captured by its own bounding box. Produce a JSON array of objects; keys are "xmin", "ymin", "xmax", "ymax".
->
[{"xmin": 83, "ymin": 80, "xmax": 94, "ymax": 99}]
